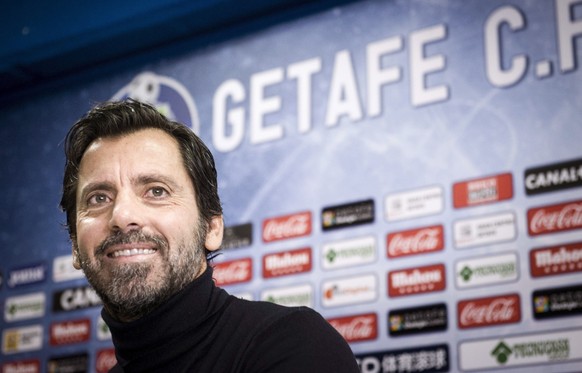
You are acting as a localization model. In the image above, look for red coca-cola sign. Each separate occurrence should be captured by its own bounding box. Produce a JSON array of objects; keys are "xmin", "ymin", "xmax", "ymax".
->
[
  {"xmin": 530, "ymin": 241, "xmax": 582, "ymax": 277},
  {"xmin": 263, "ymin": 248, "xmax": 312, "ymax": 278},
  {"xmin": 387, "ymin": 225, "xmax": 444, "ymax": 258},
  {"xmin": 213, "ymin": 258, "xmax": 252, "ymax": 286},
  {"xmin": 527, "ymin": 200, "xmax": 582, "ymax": 236},
  {"xmin": 457, "ymin": 293, "xmax": 521, "ymax": 329},
  {"xmin": 96, "ymin": 348, "xmax": 117, "ymax": 373},
  {"xmin": 262, "ymin": 211, "xmax": 312, "ymax": 243},
  {"xmin": 1, "ymin": 359, "xmax": 40, "ymax": 373},
  {"xmin": 453, "ymin": 173, "xmax": 513, "ymax": 208},
  {"xmin": 388, "ymin": 264, "xmax": 446, "ymax": 297},
  {"xmin": 327, "ymin": 313, "xmax": 378, "ymax": 343},
  {"xmin": 49, "ymin": 319, "xmax": 91, "ymax": 346}
]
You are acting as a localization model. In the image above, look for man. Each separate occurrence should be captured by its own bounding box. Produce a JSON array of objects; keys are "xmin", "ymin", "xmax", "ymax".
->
[{"xmin": 60, "ymin": 100, "xmax": 360, "ymax": 372}]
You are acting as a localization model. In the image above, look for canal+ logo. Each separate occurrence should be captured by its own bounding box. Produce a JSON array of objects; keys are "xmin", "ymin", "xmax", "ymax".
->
[{"xmin": 111, "ymin": 71, "xmax": 200, "ymax": 134}]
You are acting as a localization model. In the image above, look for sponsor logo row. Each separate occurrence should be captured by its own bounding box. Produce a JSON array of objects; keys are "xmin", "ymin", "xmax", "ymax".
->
[
  {"xmin": 1, "ymin": 348, "xmax": 116, "ymax": 373},
  {"xmin": 354, "ymin": 327, "xmax": 582, "ymax": 373}
]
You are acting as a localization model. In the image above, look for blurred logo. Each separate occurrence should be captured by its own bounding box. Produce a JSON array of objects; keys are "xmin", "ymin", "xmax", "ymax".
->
[
  {"xmin": 2, "ymin": 325, "xmax": 43, "ymax": 355},
  {"xmin": 7, "ymin": 263, "xmax": 46, "ymax": 288},
  {"xmin": 356, "ymin": 344, "xmax": 449, "ymax": 373},
  {"xmin": 322, "ymin": 274, "xmax": 377, "ymax": 307},
  {"xmin": 327, "ymin": 313, "xmax": 378, "ymax": 343},
  {"xmin": 388, "ymin": 303, "xmax": 447, "ymax": 336},
  {"xmin": 261, "ymin": 284, "xmax": 313, "ymax": 307},
  {"xmin": 532, "ymin": 284, "xmax": 582, "ymax": 320},
  {"xmin": 112, "ymin": 71, "xmax": 199, "ymax": 133},
  {"xmin": 322, "ymin": 235, "xmax": 376, "ymax": 270},
  {"xmin": 262, "ymin": 211, "xmax": 312, "ymax": 243},
  {"xmin": 528, "ymin": 199, "xmax": 582, "ymax": 236},
  {"xmin": 453, "ymin": 173, "xmax": 513, "ymax": 208},
  {"xmin": 321, "ymin": 199, "xmax": 374, "ymax": 231},
  {"xmin": 388, "ymin": 264, "xmax": 445, "ymax": 297},
  {"xmin": 52, "ymin": 285, "xmax": 102, "ymax": 313},
  {"xmin": 530, "ymin": 241, "xmax": 582, "ymax": 277},
  {"xmin": 221, "ymin": 223, "xmax": 253, "ymax": 250},
  {"xmin": 458, "ymin": 294, "xmax": 521, "ymax": 329},
  {"xmin": 525, "ymin": 158, "xmax": 582, "ymax": 195},
  {"xmin": 263, "ymin": 248, "xmax": 312, "ymax": 278},
  {"xmin": 387, "ymin": 225, "xmax": 444, "ymax": 258},
  {"xmin": 96, "ymin": 349, "xmax": 117, "ymax": 373},
  {"xmin": 4, "ymin": 292, "xmax": 45, "ymax": 322},
  {"xmin": 49, "ymin": 319, "xmax": 90, "ymax": 346},
  {"xmin": 0, "ymin": 359, "xmax": 40, "ymax": 373},
  {"xmin": 47, "ymin": 353, "xmax": 88, "ymax": 373},
  {"xmin": 213, "ymin": 258, "xmax": 252, "ymax": 286}
]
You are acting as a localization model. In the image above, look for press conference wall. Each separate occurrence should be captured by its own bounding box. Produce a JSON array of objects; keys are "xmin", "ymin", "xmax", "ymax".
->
[{"xmin": 1, "ymin": 0, "xmax": 582, "ymax": 372}]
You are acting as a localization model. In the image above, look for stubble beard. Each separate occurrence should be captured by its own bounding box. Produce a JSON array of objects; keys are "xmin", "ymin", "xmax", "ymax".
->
[{"xmin": 77, "ymin": 222, "xmax": 207, "ymax": 322}]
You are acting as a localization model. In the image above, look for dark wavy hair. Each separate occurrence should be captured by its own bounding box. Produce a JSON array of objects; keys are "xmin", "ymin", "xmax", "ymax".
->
[{"xmin": 60, "ymin": 99, "xmax": 223, "ymax": 247}]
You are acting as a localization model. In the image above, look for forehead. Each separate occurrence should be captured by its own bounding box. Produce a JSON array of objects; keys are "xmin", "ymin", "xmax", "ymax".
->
[{"xmin": 78, "ymin": 128, "xmax": 187, "ymax": 181}]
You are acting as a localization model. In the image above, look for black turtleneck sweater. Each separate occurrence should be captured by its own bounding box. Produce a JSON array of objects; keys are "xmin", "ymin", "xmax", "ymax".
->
[{"xmin": 102, "ymin": 267, "xmax": 360, "ymax": 372}]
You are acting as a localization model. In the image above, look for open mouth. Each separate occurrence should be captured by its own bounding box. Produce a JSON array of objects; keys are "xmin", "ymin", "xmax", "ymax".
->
[{"xmin": 108, "ymin": 247, "xmax": 157, "ymax": 258}]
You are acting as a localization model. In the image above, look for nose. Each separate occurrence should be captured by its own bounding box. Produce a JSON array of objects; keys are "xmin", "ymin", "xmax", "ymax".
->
[{"xmin": 109, "ymin": 191, "xmax": 144, "ymax": 233}]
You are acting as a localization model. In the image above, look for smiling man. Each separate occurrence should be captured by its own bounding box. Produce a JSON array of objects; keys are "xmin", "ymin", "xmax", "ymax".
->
[{"xmin": 60, "ymin": 100, "xmax": 359, "ymax": 372}]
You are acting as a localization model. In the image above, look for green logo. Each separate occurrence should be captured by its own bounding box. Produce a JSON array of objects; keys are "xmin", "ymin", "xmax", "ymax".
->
[
  {"xmin": 491, "ymin": 341, "xmax": 512, "ymax": 364},
  {"xmin": 326, "ymin": 249, "xmax": 337, "ymax": 263},
  {"xmin": 460, "ymin": 266, "xmax": 473, "ymax": 282}
]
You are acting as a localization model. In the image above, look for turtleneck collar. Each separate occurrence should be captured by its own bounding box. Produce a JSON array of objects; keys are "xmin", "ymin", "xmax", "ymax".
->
[{"xmin": 101, "ymin": 266, "xmax": 230, "ymax": 370}]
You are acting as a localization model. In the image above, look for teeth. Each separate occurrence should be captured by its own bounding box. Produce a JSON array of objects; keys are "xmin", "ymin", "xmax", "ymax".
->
[{"xmin": 111, "ymin": 248, "xmax": 156, "ymax": 258}]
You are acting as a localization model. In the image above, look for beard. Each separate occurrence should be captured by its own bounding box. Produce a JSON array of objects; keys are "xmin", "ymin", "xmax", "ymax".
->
[{"xmin": 76, "ymin": 220, "xmax": 207, "ymax": 322}]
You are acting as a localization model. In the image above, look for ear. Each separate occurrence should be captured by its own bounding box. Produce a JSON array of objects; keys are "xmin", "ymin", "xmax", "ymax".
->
[
  {"xmin": 205, "ymin": 215, "xmax": 224, "ymax": 252},
  {"xmin": 72, "ymin": 243, "xmax": 82, "ymax": 270}
]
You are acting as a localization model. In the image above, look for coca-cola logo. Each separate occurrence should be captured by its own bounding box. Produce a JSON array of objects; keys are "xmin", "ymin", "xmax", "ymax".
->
[
  {"xmin": 387, "ymin": 225, "xmax": 444, "ymax": 258},
  {"xmin": 458, "ymin": 294, "xmax": 521, "ymax": 329},
  {"xmin": 96, "ymin": 349, "xmax": 117, "ymax": 373},
  {"xmin": 327, "ymin": 313, "xmax": 377, "ymax": 343},
  {"xmin": 528, "ymin": 200, "xmax": 582, "ymax": 236},
  {"xmin": 213, "ymin": 258, "xmax": 252, "ymax": 286},
  {"xmin": 262, "ymin": 211, "xmax": 312, "ymax": 242}
]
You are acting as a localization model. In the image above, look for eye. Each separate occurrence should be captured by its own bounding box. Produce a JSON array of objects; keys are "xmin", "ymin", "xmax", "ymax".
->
[
  {"xmin": 147, "ymin": 186, "xmax": 169, "ymax": 198},
  {"xmin": 87, "ymin": 193, "xmax": 110, "ymax": 206}
]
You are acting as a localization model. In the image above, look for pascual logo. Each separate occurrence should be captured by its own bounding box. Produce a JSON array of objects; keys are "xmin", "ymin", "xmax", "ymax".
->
[
  {"xmin": 262, "ymin": 211, "xmax": 311, "ymax": 242},
  {"xmin": 52, "ymin": 285, "xmax": 102, "ymax": 313},
  {"xmin": 7, "ymin": 263, "xmax": 46, "ymax": 288},
  {"xmin": 527, "ymin": 199, "xmax": 582, "ymax": 236},
  {"xmin": 455, "ymin": 253, "xmax": 518, "ymax": 289},
  {"xmin": 453, "ymin": 172, "xmax": 513, "ymax": 208},
  {"xmin": 459, "ymin": 329, "xmax": 582, "ymax": 371},
  {"xmin": 387, "ymin": 225, "xmax": 444, "ymax": 258},
  {"xmin": 322, "ymin": 274, "xmax": 377, "ymax": 307},
  {"xmin": 213, "ymin": 258, "xmax": 252, "ymax": 286},
  {"xmin": 388, "ymin": 303, "xmax": 447, "ymax": 336},
  {"xmin": 525, "ymin": 158, "xmax": 582, "ymax": 195},
  {"xmin": 4, "ymin": 292, "xmax": 45, "ymax": 322},
  {"xmin": 263, "ymin": 248, "xmax": 312, "ymax": 278},
  {"xmin": 327, "ymin": 313, "xmax": 378, "ymax": 343},
  {"xmin": 530, "ymin": 241, "xmax": 582, "ymax": 277},
  {"xmin": 2, "ymin": 325, "xmax": 43, "ymax": 355},
  {"xmin": 384, "ymin": 185, "xmax": 443, "ymax": 222},
  {"xmin": 356, "ymin": 344, "xmax": 449, "ymax": 373},
  {"xmin": 261, "ymin": 284, "xmax": 313, "ymax": 307},
  {"xmin": 533, "ymin": 284, "xmax": 582, "ymax": 320},
  {"xmin": 0, "ymin": 359, "xmax": 40, "ymax": 373},
  {"xmin": 458, "ymin": 293, "xmax": 521, "ymax": 329},
  {"xmin": 322, "ymin": 235, "xmax": 376, "ymax": 270},
  {"xmin": 112, "ymin": 71, "xmax": 200, "ymax": 133},
  {"xmin": 388, "ymin": 264, "xmax": 445, "ymax": 297},
  {"xmin": 221, "ymin": 223, "xmax": 253, "ymax": 250},
  {"xmin": 50, "ymin": 319, "xmax": 90, "ymax": 346},
  {"xmin": 321, "ymin": 199, "xmax": 374, "ymax": 231}
]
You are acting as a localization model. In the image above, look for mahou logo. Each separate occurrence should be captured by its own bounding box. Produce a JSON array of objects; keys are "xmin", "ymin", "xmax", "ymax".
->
[
  {"xmin": 387, "ymin": 225, "xmax": 444, "ymax": 258},
  {"xmin": 263, "ymin": 248, "xmax": 312, "ymax": 278},
  {"xmin": 1, "ymin": 359, "xmax": 40, "ymax": 373},
  {"xmin": 49, "ymin": 319, "xmax": 90, "ymax": 346},
  {"xmin": 527, "ymin": 200, "xmax": 582, "ymax": 236},
  {"xmin": 458, "ymin": 294, "xmax": 521, "ymax": 329},
  {"xmin": 530, "ymin": 242, "xmax": 582, "ymax": 277},
  {"xmin": 388, "ymin": 264, "xmax": 446, "ymax": 297},
  {"xmin": 213, "ymin": 258, "xmax": 252, "ymax": 286},
  {"xmin": 327, "ymin": 313, "xmax": 378, "ymax": 343},
  {"xmin": 453, "ymin": 173, "xmax": 513, "ymax": 208},
  {"xmin": 262, "ymin": 211, "xmax": 312, "ymax": 243}
]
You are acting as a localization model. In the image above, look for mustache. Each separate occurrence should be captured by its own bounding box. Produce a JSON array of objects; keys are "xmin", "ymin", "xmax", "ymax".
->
[{"xmin": 95, "ymin": 230, "xmax": 167, "ymax": 256}]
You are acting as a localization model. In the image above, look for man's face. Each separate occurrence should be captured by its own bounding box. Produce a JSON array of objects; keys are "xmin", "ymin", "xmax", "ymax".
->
[{"xmin": 73, "ymin": 128, "xmax": 222, "ymax": 321}]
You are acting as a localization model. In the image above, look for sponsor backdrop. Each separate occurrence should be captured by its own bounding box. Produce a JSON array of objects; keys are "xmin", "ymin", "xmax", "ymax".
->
[{"xmin": 1, "ymin": 0, "xmax": 582, "ymax": 372}]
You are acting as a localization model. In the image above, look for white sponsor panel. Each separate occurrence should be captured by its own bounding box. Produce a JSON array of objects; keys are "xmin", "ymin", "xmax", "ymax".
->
[
  {"xmin": 53, "ymin": 254, "xmax": 84, "ymax": 282},
  {"xmin": 96, "ymin": 317, "xmax": 112, "ymax": 341},
  {"xmin": 455, "ymin": 252, "xmax": 518, "ymax": 289},
  {"xmin": 260, "ymin": 283, "xmax": 313, "ymax": 307},
  {"xmin": 459, "ymin": 328, "xmax": 582, "ymax": 371},
  {"xmin": 2, "ymin": 325, "xmax": 43, "ymax": 354},
  {"xmin": 4, "ymin": 292, "xmax": 45, "ymax": 322},
  {"xmin": 453, "ymin": 211, "xmax": 516, "ymax": 249},
  {"xmin": 322, "ymin": 235, "xmax": 376, "ymax": 270},
  {"xmin": 384, "ymin": 186, "xmax": 444, "ymax": 222},
  {"xmin": 322, "ymin": 274, "xmax": 377, "ymax": 307}
]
